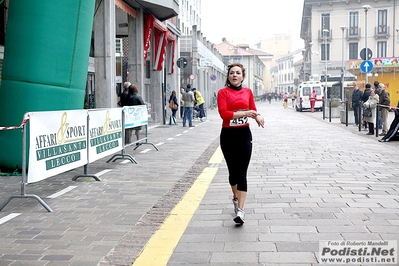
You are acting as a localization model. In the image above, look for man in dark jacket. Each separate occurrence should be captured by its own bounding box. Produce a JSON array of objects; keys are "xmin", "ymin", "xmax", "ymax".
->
[
  {"xmin": 361, "ymin": 84, "xmax": 372, "ymax": 130},
  {"xmin": 126, "ymin": 84, "xmax": 145, "ymax": 142},
  {"xmin": 378, "ymin": 83, "xmax": 391, "ymax": 135},
  {"xmin": 373, "ymin": 80, "xmax": 383, "ymax": 129},
  {"xmin": 362, "ymin": 84, "xmax": 371, "ymax": 103},
  {"xmin": 352, "ymin": 85, "xmax": 363, "ymax": 126}
]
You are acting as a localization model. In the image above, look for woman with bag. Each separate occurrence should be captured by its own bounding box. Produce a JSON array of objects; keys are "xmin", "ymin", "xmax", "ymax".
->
[
  {"xmin": 169, "ymin": 90, "xmax": 179, "ymax": 124},
  {"xmin": 363, "ymin": 89, "xmax": 379, "ymax": 135}
]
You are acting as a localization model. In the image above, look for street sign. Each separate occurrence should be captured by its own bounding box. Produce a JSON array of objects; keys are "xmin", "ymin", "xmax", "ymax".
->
[
  {"xmin": 177, "ymin": 57, "xmax": 188, "ymax": 69},
  {"xmin": 189, "ymin": 74, "xmax": 195, "ymax": 80},
  {"xmin": 360, "ymin": 60, "xmax": 373, "ymax": 73},
  {"xmin": 210, "ymin": 74, "xmax": 217, "ymax": 81},
  {"xmin": 360, "ymin": 48, "xmax": 372, "ymax": 60}
]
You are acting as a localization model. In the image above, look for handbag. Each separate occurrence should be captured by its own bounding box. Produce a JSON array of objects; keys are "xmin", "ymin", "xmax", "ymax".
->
[
  {"xmin": 363, "ymin": 107, "xmax": 372, "ymax": 117},
  {"xmin": 169, "ymin": 99, "xmax": 177, "ymax": 110}
]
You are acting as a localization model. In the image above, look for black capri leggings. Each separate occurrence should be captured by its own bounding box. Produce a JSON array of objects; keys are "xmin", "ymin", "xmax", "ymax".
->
[{"xmin": 220, "ymin": 126, "xmax": 252, "ymax": 192}]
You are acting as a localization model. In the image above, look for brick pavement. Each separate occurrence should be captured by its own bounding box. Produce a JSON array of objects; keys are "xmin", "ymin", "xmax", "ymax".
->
[
  {"xmin": 0, "ymin": 101, "xmax": 398, "ymax": 266},
  {"xmin": 168, "ymin": 102, "xmax": 399, "ymax": 266}
]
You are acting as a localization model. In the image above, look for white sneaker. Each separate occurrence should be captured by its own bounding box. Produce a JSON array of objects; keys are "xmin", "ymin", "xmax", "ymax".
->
[
  {"xmin": 232, "ymin": 198, "xmax": 238, "ymax": 214},
  {"xmin": 234, "ymin": 208, "xmax": 245, "ymax": 224}
]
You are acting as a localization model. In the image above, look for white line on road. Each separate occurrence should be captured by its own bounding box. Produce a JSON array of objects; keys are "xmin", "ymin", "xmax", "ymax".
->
[
  {"xmin": 0, "ymin": 213, "xmax": 21, "ymax": 225},
  {"xmin": 140, "ymin": 149, "xmax": 151, "ymax": 153},
  {"xmin": 47, "ymin": 186, "xmax": 78, "ymax": 199},
  {"xmin": 96, "ymin": 169, "xmax": 112, "ymax": 177}
]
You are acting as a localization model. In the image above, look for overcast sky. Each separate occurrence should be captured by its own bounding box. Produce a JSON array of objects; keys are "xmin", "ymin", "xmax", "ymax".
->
[{"xmin": 201, "ymin": 0, "xmax": 304, "ymax": 50}]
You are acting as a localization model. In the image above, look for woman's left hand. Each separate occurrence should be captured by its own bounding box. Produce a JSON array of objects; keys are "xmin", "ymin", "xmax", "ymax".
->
[{"xmin": 255, "ymin": 115, "xmax": 265, "ymax": 128}]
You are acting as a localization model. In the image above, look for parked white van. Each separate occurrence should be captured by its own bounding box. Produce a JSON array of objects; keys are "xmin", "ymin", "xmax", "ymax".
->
[{"xmin": 294, "ymin": 81, "xmax": 324, "ymax": 112}]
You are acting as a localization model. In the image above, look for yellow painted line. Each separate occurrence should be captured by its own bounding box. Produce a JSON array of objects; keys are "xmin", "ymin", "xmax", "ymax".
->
[
  {"xmin": 132, "ymin": 146, "xmax": 224, "ymax": 266},
  {"xmin": 208, "ymin": 146, "xmax": 223, "ymax": 165}
]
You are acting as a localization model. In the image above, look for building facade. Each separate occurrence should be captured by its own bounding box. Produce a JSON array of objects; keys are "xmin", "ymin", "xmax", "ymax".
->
[
  {"xmin": 214, "ymin": 40, "xmax": 266, "ymax": 98},
  {"xmin": 301, "ymin": 0, "xmax": 399, "ymax": 82},
  {"xmin": 275, "ymin": 49, "xmax": 303, "ymax": 94}
]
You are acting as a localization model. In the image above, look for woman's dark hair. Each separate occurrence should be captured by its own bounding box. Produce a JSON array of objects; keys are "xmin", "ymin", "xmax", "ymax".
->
[{"xmin": 225, "ymin": 63, "xmax": 246, "ymax": 87}]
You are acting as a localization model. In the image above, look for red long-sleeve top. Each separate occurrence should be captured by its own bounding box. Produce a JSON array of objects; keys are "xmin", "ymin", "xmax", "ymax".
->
[{"xmin": 217, "ymin": 86, "xmax": 257, "ymax": 128}]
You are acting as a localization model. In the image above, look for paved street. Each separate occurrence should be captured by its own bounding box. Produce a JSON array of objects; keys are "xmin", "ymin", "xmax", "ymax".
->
[{"xmin": 0, "ymin": 100, "xmax": 398, "ymax": 266}]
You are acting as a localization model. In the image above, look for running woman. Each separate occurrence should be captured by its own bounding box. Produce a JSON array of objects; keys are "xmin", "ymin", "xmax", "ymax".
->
[{"xmin": 217, "ymin": 63, "xmax": 265, "ymax": 225}]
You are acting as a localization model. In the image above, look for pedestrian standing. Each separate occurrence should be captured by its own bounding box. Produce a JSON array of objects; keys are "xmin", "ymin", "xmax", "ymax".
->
[
  {"xmin": 361, "ymin": 83, "xmax": 372, "ymax": 130},
  {"xmin": 192, "ymin": 87, "xmax": 206, "ymax": 121},
  {"xmin": 309, "ymin": 90, "xmax": 317, "ymax": 113},
  {"xmin": 168, "ymin": 90, "xmax": 179, "ymax": 124},
  {"xmin": 182, "ymin": 84, "xmax": 195, "ymax": 127},
  {"xmin": 217, "ymin": 63, "xmax": 265, "ymax": 225},
  {"xmin": 180, "ymin": 88, "xmax": 185, "ymax": 118},
  {"xmin": 363, "ymin": 89, "xmax": 379, "ymax": 135},
  {"xmin": 352, "ymin": 85, "xmax": 363, "ymax": 126},
  {"xmin": 125, "ymin": 84, "xmax": 145, "ymax": 142},
  {"xmin": 119, "ymin": 81, "xmax": 131, "ymax": 107},
  {"xmin": 378, "ymin": 83, "xmax": 391, "ymax": 136},
  {"xmin": 374, "ymin": 80, "xmax": 383, "ymax": 130}
]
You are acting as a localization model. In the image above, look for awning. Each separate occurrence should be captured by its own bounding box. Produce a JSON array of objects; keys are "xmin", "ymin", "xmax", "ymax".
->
[
  {"xmin": 143, "ymin": 14, "xmax": 154, "ymax": 61},
  {"xmin": 115, "ymin": 0, "xmax": 137, "ymax": 18},
  {"xmin": 153, "ymin": 28, "xmax": 167, "ymax": 71},
  {"xmin": 144, "ymin": 14, "xmax": 176, "ymax": 71},
  {"xmin": 125, "ymin": 0, "xmax": 178, "ymax": 21}
]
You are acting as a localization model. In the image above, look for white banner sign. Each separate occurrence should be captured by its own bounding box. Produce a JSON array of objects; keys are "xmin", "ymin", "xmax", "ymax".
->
[
  {"xmin": 123, "ymin": 105, "xmax": 148, "ymax": 128},
  {"xmin": 28, "ymin": 110, "xmax": 88, "ymax": 183},
  {"xmin": 87, "ymin": 109, "xmax": 123, "ymax": 163}
]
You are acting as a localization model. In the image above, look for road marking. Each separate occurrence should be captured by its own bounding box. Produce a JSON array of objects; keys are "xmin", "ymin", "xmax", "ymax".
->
[
  {"xmin": 166, "ymin": 138, "xmax": 174, "ymax": 141},
  {"xmin": 156, "ymin": 142, "xmax": 164, "ymax": 146},
  {"xmin": 96, "ymin": 169, "xmax": 112, "ymax": 176},
  {"xmin": 140, "ymin": 149, "xmax": 151, "ymax": 153},
  {"xmin": 0, "ymin": 213, "xmax": 21, "ymax": 225},
  {"xmin": 47, "ymin": 186, "xmax": 77, "ymax": 199},
  {"xmin": 132, "ymin": 146, "xmax": 223, "ymax": 266},
  {"xmin": 175, "ymin": 134, "xmax": 182, "ymax": 137},
  {"xmin": 120, "ymin": 160, "xmax": 130, "ymax": 164}
]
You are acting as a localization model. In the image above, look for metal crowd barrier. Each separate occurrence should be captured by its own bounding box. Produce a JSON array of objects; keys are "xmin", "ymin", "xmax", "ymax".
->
[
  {"xmin": 0, "ymin": 106, "xmax": 159, "ymax": 212},
  {"xmin": 0, "ymin": 115, "xmax": 53, "ymax": 212},
  {"xmin": 106, "ymin": 108, "xmax": 159, "ymax": 163}
]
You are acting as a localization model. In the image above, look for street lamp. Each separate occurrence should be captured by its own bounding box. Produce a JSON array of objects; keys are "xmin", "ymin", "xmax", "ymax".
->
[
  {"xmin": 362, "ymin": 5, "xmax": 371, "ymax": 84},
  {"xmin": 323, "ymin": 28, "xmax": 329, "ymax": 119},
  {"xmin": 340, "ymin": 25, "xmax": 347, "ymax": 103}
]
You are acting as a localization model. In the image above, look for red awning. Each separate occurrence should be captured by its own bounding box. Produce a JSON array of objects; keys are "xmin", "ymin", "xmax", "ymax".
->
[
  {"xmin": 167, "ymin": 39, "xmax": 176, "ymax": 74},
  {"xmin": 143, "ymin": 15, "xmax": 176, "ymax": 71},
  {"xmin": 153, "ymin": 28, "xmax": 168, "ymax": 71},
  {"xmin": 115, "ymin": 0, "xmax": 137, "ymax": 18},
  {"xmin": 143, "ymin": 14, "xmax": 154, "ymax": 62}
]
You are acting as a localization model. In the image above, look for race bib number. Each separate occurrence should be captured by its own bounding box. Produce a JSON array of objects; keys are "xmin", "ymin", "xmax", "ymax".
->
[{"xmin": 230, "ymin": 116, "xmax": 249, "ymax": 126}]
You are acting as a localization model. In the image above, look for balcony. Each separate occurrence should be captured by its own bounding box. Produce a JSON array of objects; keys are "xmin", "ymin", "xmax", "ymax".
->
[
  {"xmin": 346, "ymin": 27, "xmax": 361, "ymax": 40},
  {"xmin": 318, "ymin": 29, "xmax": 332, "ymax": 42},
  {"xmin": 375, "ymin": 25, "xmax": 390, "ymax": 39}
]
